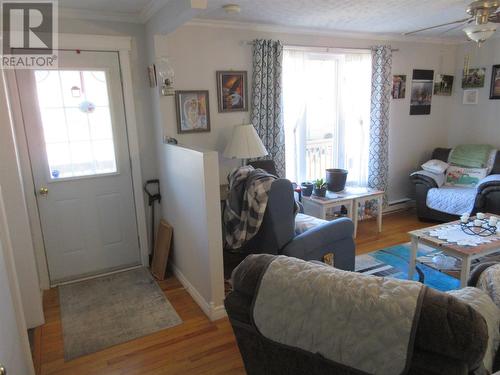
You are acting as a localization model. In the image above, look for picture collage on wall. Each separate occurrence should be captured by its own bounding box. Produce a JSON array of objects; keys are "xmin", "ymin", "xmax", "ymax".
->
[
  {"xmin": 392, "ymin": 70, "xmax": 454, "ymax": 115},
  {"xmin": 391, "ymin": 63, "xmax": 499, "ymax": 113},
  {"xmin": 460, "ymin": 64, "xmax": 500, "ymax": 104},
  {"xmin": 171, "ymin": 70, "xmax": 249, "ymax": 134}
]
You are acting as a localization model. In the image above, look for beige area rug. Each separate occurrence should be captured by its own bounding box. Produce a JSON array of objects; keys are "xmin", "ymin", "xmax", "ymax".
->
[{"xmin": 59, "ymin": 267, "xmax": 182, "ymax": 360}]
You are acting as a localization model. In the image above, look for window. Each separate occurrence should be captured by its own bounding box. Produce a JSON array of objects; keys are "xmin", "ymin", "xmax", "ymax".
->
[
  {"xmin": 283, "ymin": 48, "xmax": 371, "ymax": 186},
  {"xmin": 34, "ymin": 70, "xmax": 117, "ymax": 180}
]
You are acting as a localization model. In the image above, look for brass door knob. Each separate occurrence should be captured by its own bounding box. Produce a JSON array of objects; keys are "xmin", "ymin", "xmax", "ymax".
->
[
  {"xmin": 0, "ymin": 364, "xmax": 6, "ymax": 375},
  {"xmin": 39, "ymin": 187, "xmax": 49, "ymax": 196}
]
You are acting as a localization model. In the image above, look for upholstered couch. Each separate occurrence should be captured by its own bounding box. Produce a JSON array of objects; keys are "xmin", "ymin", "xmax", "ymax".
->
[
  {"xmin": 226, "ymin": 255, "xmax": 500, "ymax": 375},
  {"xmin": 410, "ymin": 147, "xmax": 500, "ymax": 222},
  {"xmin": 223, "ymin": 178, "xmax": 355, "ymax": 278}
]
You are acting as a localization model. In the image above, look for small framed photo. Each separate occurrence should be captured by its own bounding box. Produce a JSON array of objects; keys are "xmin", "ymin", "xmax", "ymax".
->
[
  {"xmin": 433, "ymin": 74, "xmax": 454, "ymax": 96},
  {"xmin": 462, "ymin": 67, "xmax": 486, "ymax": 88},
  {"xmin": 216, "ymin": 71, "xmax": 248, "ymax": 112},
  {"xmin": 391, "ymin": 75, "xmax": 406, "ymax": 99},
  {"xmin": 175, "ymin": 90, "xmax": 211, "ymax": 133},
  {"xmin": 490, "ymin": 65, "xmax": 500, "ymax": 99},
  {"xmin": 147, "ymin": 64, "xmax": 157, "ymax": 88},
  {"xmin": 463, "ymin": 89, "xmax": 479, "ymax": 105}
]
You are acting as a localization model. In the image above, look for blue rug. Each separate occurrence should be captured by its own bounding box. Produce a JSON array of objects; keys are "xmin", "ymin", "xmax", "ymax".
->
[{"xmin": 356, "ymin": 244, "xmax": 460, "ymax": 291}]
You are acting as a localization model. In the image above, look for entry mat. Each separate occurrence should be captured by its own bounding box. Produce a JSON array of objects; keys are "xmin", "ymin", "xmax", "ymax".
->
[{"xmin": 59, "ymin": 267, "xmax": 182, "ymax": 360}]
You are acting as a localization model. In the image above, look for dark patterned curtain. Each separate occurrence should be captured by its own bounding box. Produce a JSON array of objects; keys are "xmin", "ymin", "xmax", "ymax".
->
[
  {"xmin": 369, "ymin": 45, "xmax": 392, "ymax": 204},
  {"xmin": 251, "ymin": 39, "xmax": 285, "ymax": 177}
]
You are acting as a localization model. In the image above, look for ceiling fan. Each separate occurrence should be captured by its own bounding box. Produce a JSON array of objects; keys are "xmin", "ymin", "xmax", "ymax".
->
[{"xmin": 404, "ymin": 0, "xmax": 500, "ymax": 45}]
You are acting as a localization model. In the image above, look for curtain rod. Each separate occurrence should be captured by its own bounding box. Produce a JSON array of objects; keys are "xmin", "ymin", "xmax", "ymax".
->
[{"xmin": 244, "ymin": 41, "xmax": 399, "ymax": 52}]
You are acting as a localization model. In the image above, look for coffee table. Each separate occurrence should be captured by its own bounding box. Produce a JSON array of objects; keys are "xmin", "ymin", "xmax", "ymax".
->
[
  {"xmin": 408, "ymin": 216, "xmax": 500, "ymax": 287},
  {"xmin": 302, "ymin": 187, "xmax": 384, "ymax": 238}
]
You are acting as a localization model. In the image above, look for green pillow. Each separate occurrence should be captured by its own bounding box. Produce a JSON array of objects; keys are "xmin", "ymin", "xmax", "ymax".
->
[{"xmin": 449, "ymin": 144, "xmax": 493, "ymax": 168}]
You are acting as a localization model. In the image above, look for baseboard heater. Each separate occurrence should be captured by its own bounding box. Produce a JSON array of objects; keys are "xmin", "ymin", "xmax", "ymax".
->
[{"xmin": 385, "ymin": 198, "xmax": 414, "ymax": 213}]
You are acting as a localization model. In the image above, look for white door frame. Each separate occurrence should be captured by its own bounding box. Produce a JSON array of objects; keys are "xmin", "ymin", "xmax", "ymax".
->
[
  {"xmin": 0, "ymin": 185, "xmax": 36, "ymax": 375},
  {"xmin": 6, "ymin": 34, "xmax": 150, "ymax": 288}
]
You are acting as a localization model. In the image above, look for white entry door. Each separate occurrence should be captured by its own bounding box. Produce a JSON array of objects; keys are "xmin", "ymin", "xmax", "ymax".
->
[
  {"xmin": 16, "ymin": 50, "xmax": 141, "ymax": 284},
  {"xmin": 0, "ymin": 186, "xmax": 35, "ymax": 375}
]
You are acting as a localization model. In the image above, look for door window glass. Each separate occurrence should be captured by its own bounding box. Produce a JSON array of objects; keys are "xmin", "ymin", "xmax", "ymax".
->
[{"xmin": 34, "ymin": 70, "xmax": 117, "ymax": 179}]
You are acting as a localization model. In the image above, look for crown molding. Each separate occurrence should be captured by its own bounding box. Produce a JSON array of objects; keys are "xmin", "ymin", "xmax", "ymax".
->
[
  {"xmin": 58, "ymin": 33, "xmax": 132, "ymax": 51},
  {"xmin": 59, "ymin": 7, "xmax": 142, "ymax": 24},
  {"xmin": 185, "ymin": 18, "xmax": 465, "ymax": 45}
]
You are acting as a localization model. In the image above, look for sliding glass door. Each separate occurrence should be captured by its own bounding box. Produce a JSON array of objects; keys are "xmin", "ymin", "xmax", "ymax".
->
[{"xmin": 283, "ymin": 48, "xmax": 371, "ymax": 186}]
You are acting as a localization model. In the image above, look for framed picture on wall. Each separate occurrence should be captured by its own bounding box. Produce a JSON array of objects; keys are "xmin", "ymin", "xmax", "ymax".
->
[
  {"xmin": 433, "ymin": 74, "xmax": 454, "ymax": 96},
  {"xmin": 147, "ymin": 64, "xmax": 157, "ymax": 88},
  {"xmin": 391, "ymin": 75, "xmax": 406, "ymax": 99},
  {"xmin": 462, "ymin": 67, "xmax": 486, "ymax": 88},
  {"xmin": 175, "ymin": 90, "xmax": 211, "ymax": 133},
  {"xmin": 490, "ymin": 65, "xmax": 500, "ymax": 99},
  {"xmin": 410, "ymin": 69, "xmax": 434, "ymax": 115},
  {"xmin": 216, "ymin": 71, "xmax": 248, "ymax": 112},
  {"xmin": 463, "ymin": 89, "xmax": 479, "ymax": 105}
]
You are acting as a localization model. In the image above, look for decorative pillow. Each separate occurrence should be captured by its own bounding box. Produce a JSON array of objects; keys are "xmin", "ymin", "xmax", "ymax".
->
[
  {"xmin": 445, "ymin": 166, "xmax": 488, "ymax": 187},
  {"xmin": 421, "ymin": 159, "xmax": 449, "ymax": 174}
]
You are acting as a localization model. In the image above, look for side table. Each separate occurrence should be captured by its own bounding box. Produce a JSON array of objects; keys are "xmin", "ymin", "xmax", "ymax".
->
[{"xmin": 302, "ymin": 187, "xmax": 384, "ymax": 238}]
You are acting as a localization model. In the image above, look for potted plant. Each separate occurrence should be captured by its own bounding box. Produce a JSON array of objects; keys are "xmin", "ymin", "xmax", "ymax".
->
[
  {"xmin": 301, "ymin": 182, "xmax": 313, "ymax": 197},
  {"xmin": 312, "ymin": 178, "xmax": 327, "ymax": 197}
]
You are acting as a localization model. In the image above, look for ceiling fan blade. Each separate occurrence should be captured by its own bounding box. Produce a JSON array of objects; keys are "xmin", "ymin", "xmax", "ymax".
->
[
  {"xmin": 403, "ymin": 18, "xmax": 472, "ymax": 35},
  {"xmin": 438, "ymin": 21, "xmax": 471, "ymax": 35}
]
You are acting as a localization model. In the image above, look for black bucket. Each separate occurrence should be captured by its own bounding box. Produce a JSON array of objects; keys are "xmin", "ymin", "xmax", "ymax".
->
[{"xmin": 326, "ymin": 169, "xmax": 348, "ymax": 192}]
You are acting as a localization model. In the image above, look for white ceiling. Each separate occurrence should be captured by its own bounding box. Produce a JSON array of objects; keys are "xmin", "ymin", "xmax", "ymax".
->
[
  {"xmin": 59, "ymin": 0, "xmax": 492, "ymax": 40},
  {"xmin": 60, "ymin": 0, "xmax": 153, "ymax": 14},
  {"xmin": 198, "ymin": 0, "xmax": 472, "ymax": 38}
]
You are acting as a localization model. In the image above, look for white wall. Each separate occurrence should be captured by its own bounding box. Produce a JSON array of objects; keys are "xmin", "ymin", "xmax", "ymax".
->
[
  {"xmin": 157, "ymin": 24, "xmax": 457, "ymax": 203},
  {"xmin": 159, "ymin": 144, "xmax": 225, "ymax": 320},
  {"xmin": 389, "ymin": 42, "xmax": 457, "ymax": 201},
  {"xmin": 448, "ymin": 38, "xmax": 500, "ymax": 148},
  {"xmin": 0, "ymin": 72, "xmax": 44, "ymax": 329}
]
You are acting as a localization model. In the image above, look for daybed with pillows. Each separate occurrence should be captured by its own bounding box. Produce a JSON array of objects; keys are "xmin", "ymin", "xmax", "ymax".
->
[{"xmin": 410, "ymin": 145, "xmax": 500, "ymax": 222}]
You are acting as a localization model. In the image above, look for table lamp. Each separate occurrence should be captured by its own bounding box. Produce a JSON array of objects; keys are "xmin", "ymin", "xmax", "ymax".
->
[{"xmin": 223, "ymin": 124, "xmax": 268, "ymax": 165}]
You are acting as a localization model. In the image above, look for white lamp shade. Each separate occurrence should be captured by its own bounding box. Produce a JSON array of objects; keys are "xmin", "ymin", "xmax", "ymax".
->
[
  {"xmin": 223, "ymin": 124, "xmax": 268, "ymax": 159},
  {"xmin": 463, "ymin": 23, "xmax": 497, "ymax": 43}
]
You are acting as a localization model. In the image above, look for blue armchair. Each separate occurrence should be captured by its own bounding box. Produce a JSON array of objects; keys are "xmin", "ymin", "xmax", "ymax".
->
[{"xmin": 223, "ymin": 178, "xmax": 355, "ymax": 277}]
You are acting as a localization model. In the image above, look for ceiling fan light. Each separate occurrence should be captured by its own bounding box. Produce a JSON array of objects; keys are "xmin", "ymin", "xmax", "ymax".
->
[{"xmin": 463, "ymin": 22, "xmax": 498, "ymax": 43}]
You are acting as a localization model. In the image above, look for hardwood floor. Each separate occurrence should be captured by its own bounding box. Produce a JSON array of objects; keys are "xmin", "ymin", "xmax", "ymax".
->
[
  {"xmin": 34, "ymin": 209, "xmax": 427, "ymax": 375},
  {"xmin": 355, "ymin": 209, "xmax": 429, "ymax": 255}
]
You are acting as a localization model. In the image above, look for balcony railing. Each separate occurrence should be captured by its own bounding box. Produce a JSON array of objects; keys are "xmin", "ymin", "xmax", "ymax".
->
[{"xmin": 305, "ymin": 138, "xmax": 334, "ymax": 181}]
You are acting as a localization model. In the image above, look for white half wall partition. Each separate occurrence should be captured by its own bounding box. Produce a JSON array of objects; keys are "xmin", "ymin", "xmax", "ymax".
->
[{"xmin": 160, "ymin": 143, "xmax": 225, "ymax": 320}]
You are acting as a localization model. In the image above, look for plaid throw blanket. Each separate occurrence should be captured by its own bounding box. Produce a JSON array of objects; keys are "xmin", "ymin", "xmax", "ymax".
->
[{"xmin": 224, "ymin": 166, "xmax": 277, "ymax": 250}]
